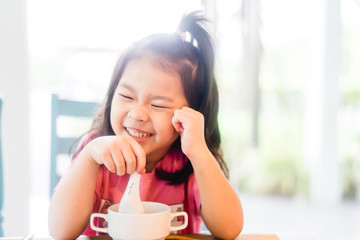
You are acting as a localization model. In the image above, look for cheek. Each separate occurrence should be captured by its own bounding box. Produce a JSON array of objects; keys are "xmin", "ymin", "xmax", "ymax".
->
[
  {"xmin": 155, "ymin": 114, "xmax": 176, "ymax": 135},
  {"xmin": 110, "ymin": 103, "xmax": 126, "ymax": 133},
  {"xmin": 110, "ymin": 110, "xmax": 116, "ymax": 126},
  {"xmin": 109, "ymin": 110, "xmax": 118, "ymax": 133},
  {"xmin": 164, "ymin": 119, "xmax": 179, "ymax": 140}
]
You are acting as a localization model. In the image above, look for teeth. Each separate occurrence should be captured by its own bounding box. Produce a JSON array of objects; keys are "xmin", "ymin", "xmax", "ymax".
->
[{"xmin": 126, "ymin": 128, "xmax": 151, "ymax": 138}]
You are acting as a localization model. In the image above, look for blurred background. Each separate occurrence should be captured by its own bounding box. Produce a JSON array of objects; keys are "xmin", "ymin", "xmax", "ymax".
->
[{"xmin": 1, "ymin": 0, "xmax": 360, "ymax": 239}]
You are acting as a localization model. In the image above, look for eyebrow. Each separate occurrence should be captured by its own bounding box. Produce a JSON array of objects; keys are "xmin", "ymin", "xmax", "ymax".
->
[{"xmin": 118, "ymin": 82, "xmax": 175, "ymax": 103}]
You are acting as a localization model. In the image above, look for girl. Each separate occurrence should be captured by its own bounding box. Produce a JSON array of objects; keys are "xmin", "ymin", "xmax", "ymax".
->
[{"xmin": 49, "ymin": 12, "xmax": 243, "ymax": 239}]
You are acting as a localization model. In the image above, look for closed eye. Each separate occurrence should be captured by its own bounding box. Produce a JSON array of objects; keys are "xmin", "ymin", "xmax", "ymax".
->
[
  {"xmin": 119, "ymin": 94, "xmax": 133, "ymax": 100},
  {"xmin": 151, "ymin": 104, "xmax": 168, "ymax": 109}
]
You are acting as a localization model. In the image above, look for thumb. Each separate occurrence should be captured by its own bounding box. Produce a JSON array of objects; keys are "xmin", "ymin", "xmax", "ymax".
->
[{"xmin": 172, "ymin": 113, "xmax": 184, "ymax": 134}]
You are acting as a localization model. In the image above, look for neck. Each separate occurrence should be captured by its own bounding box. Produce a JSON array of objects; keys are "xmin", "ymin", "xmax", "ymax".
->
[{"xmin": 144, "ymin": 160, "xmax": 160, "ymax": 173}]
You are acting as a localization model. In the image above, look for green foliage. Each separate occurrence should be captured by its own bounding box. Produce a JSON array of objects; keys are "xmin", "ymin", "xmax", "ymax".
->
[{"xmin": 341, "ymin": 132, "xmax": 360, "ymax": 200}]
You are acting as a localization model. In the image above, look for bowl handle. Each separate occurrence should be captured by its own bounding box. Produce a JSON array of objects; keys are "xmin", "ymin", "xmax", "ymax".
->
[
  {"xmin": 170, "ymin": 211, "xmax": 188, "ymax": 231},
  {"xmin": 90, "ymin": 213, "xmax": 108, "ymax": 233}
]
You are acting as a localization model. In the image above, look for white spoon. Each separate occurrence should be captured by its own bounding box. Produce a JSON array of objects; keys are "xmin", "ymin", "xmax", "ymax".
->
[{"xmin": 118, "ymin": 172, "xmax": 145, "ymax": 214}]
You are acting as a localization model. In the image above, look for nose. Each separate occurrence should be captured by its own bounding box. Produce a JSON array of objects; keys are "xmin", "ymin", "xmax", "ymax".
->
[{"xmin": 128, "ymin": 105, "xmax": 149, "ymax": 122}]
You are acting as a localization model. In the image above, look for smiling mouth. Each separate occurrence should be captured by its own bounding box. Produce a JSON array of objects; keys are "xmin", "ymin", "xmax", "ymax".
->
[{"xmin": 126, "ymin": 127, "xmax": 153, "ymax": 138}]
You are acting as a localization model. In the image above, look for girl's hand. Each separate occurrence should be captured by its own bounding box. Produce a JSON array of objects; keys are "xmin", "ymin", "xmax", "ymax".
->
[
  {"xmin": 86, "ymin": 135, "xmax": 146, "ymax": 175},
  {"xmin": 172, "ymin": 107, "xmax": 208, "ymax": 159}
]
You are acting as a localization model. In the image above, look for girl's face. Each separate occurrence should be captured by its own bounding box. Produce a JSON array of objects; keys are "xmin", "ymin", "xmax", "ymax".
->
[{"xmin": 110, "ymin": 58, "xmax": 188, "ymax": 166}]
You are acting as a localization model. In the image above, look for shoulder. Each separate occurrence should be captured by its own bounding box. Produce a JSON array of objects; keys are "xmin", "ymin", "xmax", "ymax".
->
[
  {"xmin": 75, "ymin": 129, "xmax": 100, "ymax": 151},
  {"xmin": 80, "ymin": 129, "xmax": 99, "ymax": 145},
  {"xmin": 71, "ymin": 129, "xmax": 100, "ymax": 160}
]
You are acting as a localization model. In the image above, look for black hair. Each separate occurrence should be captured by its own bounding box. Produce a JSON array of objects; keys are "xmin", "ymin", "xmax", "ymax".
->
[{"xmin": 74, "ymin": 11, "xmax": 228, "ymax": 184}]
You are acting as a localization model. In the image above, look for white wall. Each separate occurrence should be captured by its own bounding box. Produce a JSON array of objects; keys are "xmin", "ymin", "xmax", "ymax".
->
[
  {"xmin": 304, "ymin": 0, "xmax": 342, "ymax": 204},
  {"xmin": 0, "ymin": 0, "xmax": 30, "ymax": 236}
]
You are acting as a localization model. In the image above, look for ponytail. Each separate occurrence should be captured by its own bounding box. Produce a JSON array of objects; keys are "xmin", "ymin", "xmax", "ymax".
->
[{"xmin": 175, "ymin": 12, "xmax": 228, "ymax": 178}]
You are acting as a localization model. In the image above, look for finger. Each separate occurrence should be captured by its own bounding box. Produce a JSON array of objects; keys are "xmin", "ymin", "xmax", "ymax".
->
[
  {"xmin": 100, "ymin": 150, "xmax": 116, "ymax": 173},
  {"xmin": 174, "ymin": 107, "xmax": 204, "ymax": 130},
  {"xmin": 129, "ymin": 140, "xmax": 146, "ymax": 173},
  {"xmin": 179, "ymin": 106, "xmax": 193, "ymax": 112},
  {"xmin": 120, "ymin": 138, "xmax": 138, "ymax": 174},
  {"xmin": 172, "ymin": 110, "xmax": 184, "ymax": 133},
  {"xmin": 110, "ymin": 147, "xmax": 126, "ymax": 176}
]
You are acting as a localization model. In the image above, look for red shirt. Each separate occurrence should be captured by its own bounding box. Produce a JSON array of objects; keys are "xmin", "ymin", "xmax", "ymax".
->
[{"xmin": 57, "ymin": 133, "xmax": 202, "ymax": 235}]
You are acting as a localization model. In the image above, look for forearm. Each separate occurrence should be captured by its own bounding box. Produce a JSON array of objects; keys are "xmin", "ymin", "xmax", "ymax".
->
[
  {"xmin": 48, "ymin": 146, "xmax": 100, "ymax": 239},
  {"xmin": 191, "ymin": 150, "xmax": 243, "ymax": 239}
]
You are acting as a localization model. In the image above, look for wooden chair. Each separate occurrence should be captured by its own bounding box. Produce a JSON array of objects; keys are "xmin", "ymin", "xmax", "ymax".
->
[
  {"xmin": 50, "ymin": 94, "xmax": 98, "ymax": 197},
  {"xmin": 0, "ymin": 97, "xmax": 4, "ymax": 236}
]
